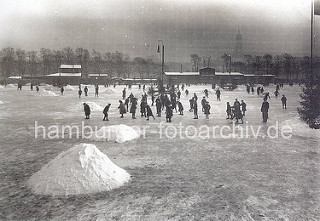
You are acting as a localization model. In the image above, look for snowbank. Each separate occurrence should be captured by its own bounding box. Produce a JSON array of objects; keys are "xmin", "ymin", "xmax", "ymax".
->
[
  {"xmin": 36, "ymin": 89, "xmax": 58, "ymax": 96},
  {"xmin": 65, "ymin": 84, "xmax": 76, "ymax": 91},
  {"xmin": 0, "ymin": 101, "xmax": 4, "ymax": 104},
  {"xmin": 6, "ymin": 84, "xmax": 16, "ymax": 88},
  {"xmin": 94, "ymin": 124, "xmax": 140, "ymax": 143},
  {"xmin": 69, "ymin": 101, "xmax": 104, "ymax": 112},
  {"xmin": 27, "ymin": 143, "xmax": 130, "ymax": 196},
  {"xmin": 0, "ymin": 85, "xmax": 4, "ymax": 90},
  {"xmin": 105, "ymin": 88, "xmax": 117, "ymax": 94},
  {"xmin": 280, "ymin": 117, "xmax": 320, "ymax": 139}
]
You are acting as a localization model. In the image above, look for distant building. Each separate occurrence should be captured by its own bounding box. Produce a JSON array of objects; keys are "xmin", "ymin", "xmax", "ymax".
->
[{"xmin": 164, "ymin": 67, "xmax": 274, "ymax": 85}]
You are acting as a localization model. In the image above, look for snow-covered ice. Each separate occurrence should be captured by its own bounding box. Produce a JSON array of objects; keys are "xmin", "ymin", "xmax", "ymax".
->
[
  {"xmin": 6, "ymin": 84, "xmax": 16, "ymax": 88},
  {"xmin": 27, "ymin": 143, "xmax": 130, "ymax": 196},
  {"xmin": 94, "ymin": 124, "xmax": 140, "ymax": 143},
  {"xmin": 280, "ymin": 117, "xmax": 320, "ymax": 139}
]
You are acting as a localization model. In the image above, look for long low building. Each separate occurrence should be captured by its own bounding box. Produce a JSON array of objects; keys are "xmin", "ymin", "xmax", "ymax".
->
[{"xmin": 164, "ymin": 67, "xmax": 275, "ymax": 85}]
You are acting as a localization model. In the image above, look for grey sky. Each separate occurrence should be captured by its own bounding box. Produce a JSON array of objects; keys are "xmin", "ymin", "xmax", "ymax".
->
[{"xmin": 1, "ymin": 0, "xmax": 318, "ymax": 62}]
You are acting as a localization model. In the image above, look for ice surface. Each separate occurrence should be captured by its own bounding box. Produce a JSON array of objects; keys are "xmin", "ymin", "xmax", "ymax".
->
[
  {"xmin": 0, "ymin": 85, "xmax": 5, "ymax": 89},
  {"xmin": 27, "ymin": 143, "xmax": 130, "ymax": 196},
  {"xmin": 104, "ymin": 88, "xmax": 117, "ymax": 94},
  {"xmin": 94, "ymin": 124, "xmax": 140, "ymax": 143},
  {"xmin": 6, "ymin": 84, "xmax": 16, "ymax": 88}
]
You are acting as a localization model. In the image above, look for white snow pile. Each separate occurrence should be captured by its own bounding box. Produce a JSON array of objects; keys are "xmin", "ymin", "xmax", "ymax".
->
[
  {"xmin": 70, "ymin": 101, "xmax": 104, "ymax": 112},
  {"xmin": 27, "ymin": 143, "xmax": 130, "ymax": 196},
  {"xmin": 65, "ymin": 84, "xmax": 76, "ymax": 91},
  {"xmin": 94, "ymin": 124, "xmax": 140, "ymax": 143},
  {"xmin": 280, "ymin": 117, "xmax": 320, "ymax": 139},
  {"xmin": 36, "ymin": 89, "xmax": 58, "ymax": 96},
  {"xmin": 6, "ymin": 84, "xmax": 16, "ymax": 88},
  {"xmin": 0, "ymin": 101, "xmax": 4, "ymax": 104},
  {"xmin": 105, "ymin": 87, "xmax": 117, "ymax": 94},
  {"xmin": 0, "ymin": 85, "xmax": 4, "ymax": 90}
]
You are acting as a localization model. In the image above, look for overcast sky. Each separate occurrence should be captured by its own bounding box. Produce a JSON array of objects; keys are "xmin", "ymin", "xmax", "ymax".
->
[{"xmin": 1, "ymin": 0, "xmax": 319, "ymax": 62}]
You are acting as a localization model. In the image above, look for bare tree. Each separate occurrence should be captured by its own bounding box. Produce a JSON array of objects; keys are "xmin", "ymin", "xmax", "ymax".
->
[
  {"xmin": 40, "ymin": 48, "xmax": 52, "ymax": 75},
  {"xmin": 16, "ymin": 49, "xmax": 26, "ymax": 77},
  {"xmin": 62, "ymin": 47, "xmax": 74, "ymax": 64},
  {"xmin": 263, "ymin": 54, "xmax": 273, "ymax": 74},
  {"xmin": 190, "ymin": 54, "xmax": 201, "ymax": 71},
  {"xmin": 1, "ymin": 48, "xmax": 15, "ymax": 85},
  {"xmin": 27, "ymin": 51, "xmax": 37, "ymax": 77},
  {"xmin": 113, "ymin": 51, "xmax": 129, "ymax": 78}
]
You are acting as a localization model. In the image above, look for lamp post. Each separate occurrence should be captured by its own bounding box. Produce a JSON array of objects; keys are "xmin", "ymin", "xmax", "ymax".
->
[{"xmin": 157, "ymin": 40, "xmax": 164, "ymax": 92}]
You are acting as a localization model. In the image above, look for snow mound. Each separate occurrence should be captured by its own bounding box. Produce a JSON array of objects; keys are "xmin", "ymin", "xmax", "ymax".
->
[
  {"xmin": 0, "ymin": 85, "xmax": 4, "ymax": 90},
  {"xmin": 65, "ymin": 84, "xmax": 76, "ymax": 91},
  {"xmin": 27, "ymin": 143, "xmax": 130, "ymax": 196},
  {"xmin": 105, "ymin": 88, "xmax": 117, "ymax": 94},
  {"xmin": 37, "ymin": 89, "xmax": 58, "ymax": 96},
  {"xmin": 70, "ymin": 101, "xmax": 104, "ymax": 112},
  {"xmin": 280, "ymin": 117, "xmax": 320, "ymax": 139},
  {"xmin": 94, "ymin": 124, "xmax": 140, "ymax": 143},
  {"xmin": 6, "ymin": 84, "xmax": 16, "ymax": 88},
  {"xmin": 0, "ymin": 101, "xmax": 4, "ymax": 104}
]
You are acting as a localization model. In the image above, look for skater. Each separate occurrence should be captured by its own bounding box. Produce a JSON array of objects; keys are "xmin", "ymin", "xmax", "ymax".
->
[
  {"xmin": 156, "ymin": 97, "xmax": 162, "ymax": 117},
  {"xmin": 216, "ymin": 89, "xmax": 221, "ymax": 101},
  {"xmin": 264, "ymin": 92, "xmax": 270, "ymax": 101},
  {"xmin": 103, "ymin": 103, "xmax": 111, "ymax": 121},
  {"xmin": 130, "ymin": 97, "xmax": 138, "ymax": 119},
  {"xmin": 246, "ymin": 85, "xmax": 250, "ymax": 94},
  {"xmin": 151, "ymin": 94, "xmax": 155, "ymax": 106},
  {"xmin": 251, "ymin": 86, "xmax": 254, "ymax": 94},
  {"xmin": 261, "ymin": 98, "xmax": 269, "ymax": 123},
  {"xmin": 281, "ymin": 95, "xmax": 287, "ymax": 109},
  {"xmin": 118, "ymin": 100, "xmax": 126, "ymax": 118},
  {"xmin": 78, "ymin": 88, "xmax": 82, "ymax": 98},
  {"xmin": 30, "ymin": 83, "xmax": 33, "ymax": 91},
  {"xmin": 60, "ymin": 86, "xmax": 64, "ymax": 95},
  {"xmin": 193, "ymin": 99, "xmax": 198, "ymax": 119},
  {"xmin": 146, "ymin": 104, "xmax": 155, "ymax": 120},
  {"xmin": 233, "ymin": 99, "xmax": 243, "ymax": 123},
  {"xmin": 165, "ymin": 104, "xmax": 173, "ymax": 122},
  {"xmin": 177, "ymin": 90, "xmax": 181, "ymax": 99},
  {"xmin": 274, "ymin": 90, "xmax": 279, "ymax": 99},
  {"xmin": 226, "ymin": 102, "xmax": 232, "ymax": 119},
  {"xmin": 95, "ymin": 85, "xmax": 99, "ymax": 97},
  {"xmin": 201, "ymin": 97, "xmax": 207, "ymax": 112},
  {"xmin": 84, "ymin": 86, "xmax": 88, "ymax": 96},
  {"xmin": 124, "ymin": 97, "xmax": 130, "ymax": 111},
  {"xmin": 185, "ymin": 89, "xmax": 189, "ymax": 96},
  {"xmin": 241, "ymin": 100, "xmax": 247, "ymax": 116},
  {"xmin": 193, "ymin": 93, "xmax": 198, "ymax": 102},
  {"xmin": 36, "ymin": 86, "xmax": 39, "ymax": 93},
  {"xmin": 204, "ymin": 89, "xmax": 209, "ymax": 98},
  {"xmin": 177, "ymin": 100, "xmax": 184, "ymax": 115},
  {"xmin": 122, "ymin": 88, "xmax": 126, "ymax": 100},
  {"xmin": 83, "ymin": 103, "xmax": 91, "ymax": 119},
  {"xmin": 140, "ymin": 100, "xmax": 146, "ymax": 117},
  {"xmin": 189, "ymin": 98, "xmax": 194, "ymax": 112},
  {"xmin": 204, "ymin": 101, "xmax": 211, "ymax": 119}
]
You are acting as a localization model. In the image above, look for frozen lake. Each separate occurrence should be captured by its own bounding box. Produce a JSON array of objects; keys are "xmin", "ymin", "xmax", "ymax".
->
[{"xmin": 0, "ymin": 84, "xmax": 319, "ymax": 220}]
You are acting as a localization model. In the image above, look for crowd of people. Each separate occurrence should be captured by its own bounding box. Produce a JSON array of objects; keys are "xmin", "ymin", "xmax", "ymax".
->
[{"xmin": 79, "ymin": 83, "xmax": 288, "ymax": 124}]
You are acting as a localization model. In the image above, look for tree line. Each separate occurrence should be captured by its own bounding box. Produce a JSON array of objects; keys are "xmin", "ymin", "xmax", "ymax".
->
[
  {"xmin": 190, "ymin": 53, "xmax": 320, "ymax": 81},
  {"xmin": 0, "ymin": 47, "xmax": 161, "ymax": 80}
]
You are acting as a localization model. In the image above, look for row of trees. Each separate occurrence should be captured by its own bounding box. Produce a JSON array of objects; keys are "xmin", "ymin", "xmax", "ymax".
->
[
  {"xmin": 0, "ymin": 47, "xmax": 161, "ymax": 79},
  {"xmin": 190, "ymin": 53, "xmax": 319, "ymax": 81}
]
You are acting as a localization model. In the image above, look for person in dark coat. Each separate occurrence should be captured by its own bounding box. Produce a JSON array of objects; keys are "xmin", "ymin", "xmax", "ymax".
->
[
  {"xmin": 241, "ymin": 100, "xmax": 247, "ymax": 116},
  {"xmin": 146, "ymin": 104, "xmax": 155, "ymax": 120},
  {"xmin": 124, "ymin": 97, "xmax": 130, "ymax": 111},
  {"xmin": 177, "ymin": 90, "xmax": 181, "ymax": 99},
  {"xmin": 185, "ymin": 89, "xmax": 189, "ymax": 96},
  {"xmin": 201, "ymin": 97, "xmax": 207, "ymax": 112},
  {"xmin": 204, "ymin": 89, "xmax": 209, "ymax": 98},
  {"xmin": 84, "ymin": 86, "xmax": 88, "ymax": 96},
  {"xmin": 189, "ymin": 98, "xmax": 194, "ymax": 112},
  {"xmin": 281, "ymin": 95, "xmax": 287, "ymax": 109},
  {"xmin": 233, "ymin": 99, "xmax": 243, "ymax": 123},
  {"xmin": 30, "ymin": 83, "xmax": 33, "ymax": 91},
  {"xmin": 95, "ymin": 85, "xmax": 99, "ymax": 97},
  {"xmin": 251, "ymin": 86, "xmax": 254, "ymax": 94},
  {"xmin": 204, "ymin": 101, "xmax": 211, "ymax": 119},
  {"xmin": 165, "ymin": 104, "xmax": 173, "ymax": 122},
  {"xmin": 118, "ymin": 100, "xmax": 126, "ymax": 118},
  {"xmin": 264, "ymin": 92, "xmax": 270, "ymax": 101},
  {"xmin": 140, "ymin": 100, "xmax": 146, "ymax": 117},
  {"xmin": 193, "ymin": 99, "xmax": 198, "ymax": 119},
  {"xmin": 226, "ymin": 102, "xmax": 232, "ymax": 119},
  {"xmin": 261, "ymin": 98, "xmax": 269, "ymax": 123},
  {"xmin": 83, "ymin": 103, "xmax": 91, "ymax": 119},
  {"xmin": 177, "ymin": 101, "xmax": 184, "ymax": 115},
  {"xmin": 36, "ymin": 86, "xmax": 39, "ymax": 93},
  {"xmin": 274, "ymin": 90, "xmax": 279, "ymax": 99},
  {"xmin": 60, "ymin": 86, "xmax": 64, "ymax": 95},
  {"xmin": 103, "ymin": 103, "xmax": 111, "ymax": 121},
  {"xmin": 130, "ymin": 97, "xmax": 138, "ymax": 119},
  {"xmin": 155, "ymin": 97, "xmax": 162, "ymax": 117},
  {"xmin": 122, "ymin": 88, "xmax": 126, "ymax": 100},
  {"xmin": 78, "ymin": 88, "xmax": 82, "ymax": 98},
  {"xmin": 216, "ymin": 89, "xmax": 221, "ymax": 101}
]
